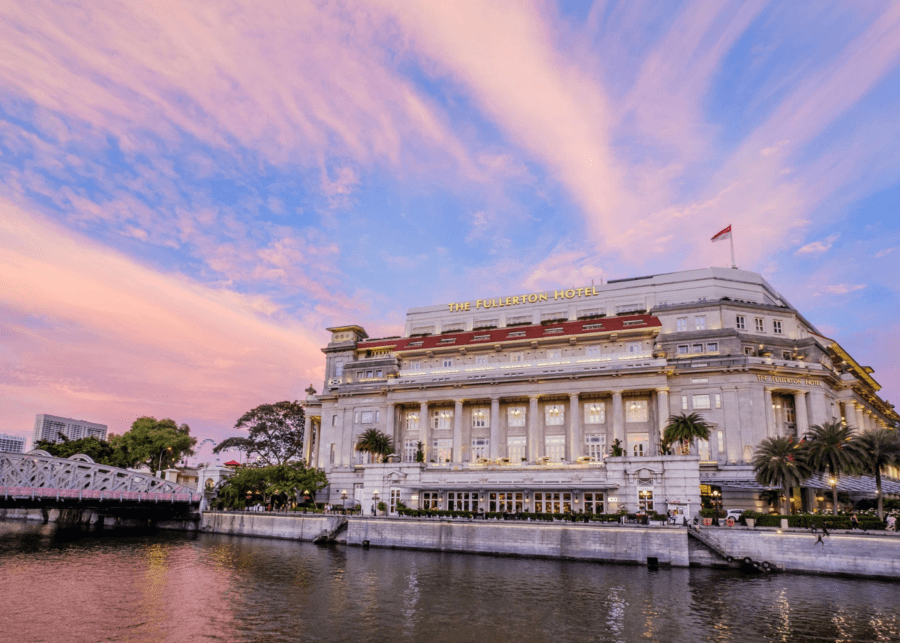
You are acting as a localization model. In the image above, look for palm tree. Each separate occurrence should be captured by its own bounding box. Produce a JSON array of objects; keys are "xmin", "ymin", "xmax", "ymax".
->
[
  {"xmin": 854, "ymin": 428, "xmax": 900, "ymax": 519},
  {"xmin": 803, "ymin": 420, "xmax": 864, "ymax": 515},
  {"xmin": 355, "ymin": 429, "xmax": 394, "ymax": 463},
  {"xmin": 663, "ymin": 413, "xmax": 711, "ymax": 455},
  {"xmin": 753, "ymin": 435, "xmax": 811, "ymax": 515}
]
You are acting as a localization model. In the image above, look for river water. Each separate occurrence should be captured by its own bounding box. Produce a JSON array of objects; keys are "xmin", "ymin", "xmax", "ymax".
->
[{"xmin": 1, "ymin": 522, "xmax": 899, "ymax": 643}]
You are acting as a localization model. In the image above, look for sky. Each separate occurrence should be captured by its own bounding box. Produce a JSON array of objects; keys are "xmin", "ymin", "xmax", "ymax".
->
[{"xmin": 1, "ymin": 1, "xmax": 900, "ymax": 457}]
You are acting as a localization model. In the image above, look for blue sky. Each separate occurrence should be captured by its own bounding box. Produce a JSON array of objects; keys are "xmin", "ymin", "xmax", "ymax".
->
[{"xmin": 1, "ymin": 1, "xmax": 899, "ymax": 452}]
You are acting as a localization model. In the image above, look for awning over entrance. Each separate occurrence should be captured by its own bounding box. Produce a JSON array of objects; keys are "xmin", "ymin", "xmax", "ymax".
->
[
  {"xmin": 413, "ymin": 483, "xmax": 619, "ymax": 492},
  {"xmin": 711, "ymin": 474, "xmax": 900, "ymax": 495}
]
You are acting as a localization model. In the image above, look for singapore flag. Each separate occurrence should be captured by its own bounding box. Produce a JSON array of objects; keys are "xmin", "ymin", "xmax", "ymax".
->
[{"xmin": 711, "ymin": 225, "xmax": 732, "ymax": 242}]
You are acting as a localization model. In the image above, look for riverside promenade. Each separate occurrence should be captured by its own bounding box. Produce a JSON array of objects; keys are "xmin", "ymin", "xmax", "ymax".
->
[{"xmin": 198, "ymin": 511, "xmax": 900, "ymax": 581}]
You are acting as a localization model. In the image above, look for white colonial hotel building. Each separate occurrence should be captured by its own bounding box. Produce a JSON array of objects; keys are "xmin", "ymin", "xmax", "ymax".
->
[{"xmin": 302, "ymin": 268, "xmax": 899, "ymax": 517}]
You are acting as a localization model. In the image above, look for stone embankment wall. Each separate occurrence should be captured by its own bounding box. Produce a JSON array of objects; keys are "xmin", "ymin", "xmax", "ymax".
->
[
  {"xmin": 347, "ymin": 518, "xmax": 689, "ymax": 566},
  {"xmin": 695, "ymin": 527, "xmax": 900, "ymax": 580},
  {"xmin": 199, "ymin": 511, "xmax": 343, "ymax": 540}
]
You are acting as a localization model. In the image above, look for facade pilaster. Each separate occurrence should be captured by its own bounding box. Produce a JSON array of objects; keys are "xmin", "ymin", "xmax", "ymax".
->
[
  {"xmin": 302, "ymin": 415, "xmax": 312, "ymax": 463},
  {"xmin": 453, "ymin": 399, "xmax": 464, "ymax": 462},
  {"xmin": 568, "ymin": 393, "xmax": 580, "ymax": 461},
  {"xmin": 490, "ymin": 398, "xmax": 501, "ymax": 459},
  {"xmin": 612, "ymin": 391, "xmax": 624, "ymax": 448},
  {"xmin": 794, "ymin": 391, "xmax": 809, "ymax": 437},
  {"xmin": 655, "ymin": 388, "xmax": 669, "ymax": 455},
  {"xmin": 764, "ymin": 388, "xmax": 775, "ymax": 438},
  {"xmin": 528, "ymin": 396, "xmax": 540, "ymax": 462},
  {"xmin": 420, "ymin": 401, "xmax": 429, "ymax": 462},
  {"xmin": 386, "ymin": 403, "xmax": 397, "ymax": 451}
]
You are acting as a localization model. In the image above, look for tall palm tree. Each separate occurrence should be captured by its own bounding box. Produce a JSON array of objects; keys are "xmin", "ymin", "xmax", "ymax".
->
[
  {"xmin": 803, "ymin": 420, "xmax": 864, "ymax": 515},
  {"xmin": 854, "ymin": 428, "xmax": 900, "ymax": 519},
  {"xmin": 663, "ymin": 413, "xmax": 711, "ymax": 455},
  {"xmin": 355, "ymin": 429, "xmax": 394, "ymax": 464},
  {"xmin": 753, "ymin": 435, "xmax": 811, "ymax": 515}
]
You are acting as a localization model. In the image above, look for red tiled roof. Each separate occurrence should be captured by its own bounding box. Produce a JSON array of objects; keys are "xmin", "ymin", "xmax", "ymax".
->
[{"xmin": 357, "ymin": 314, "xmax": 661, "ymax": 353}]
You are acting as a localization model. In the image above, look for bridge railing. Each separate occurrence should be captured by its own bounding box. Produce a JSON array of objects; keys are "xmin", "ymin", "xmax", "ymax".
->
[{"xmin": 0, "ymin": 486, "xmax": 197, "ymax": 503}]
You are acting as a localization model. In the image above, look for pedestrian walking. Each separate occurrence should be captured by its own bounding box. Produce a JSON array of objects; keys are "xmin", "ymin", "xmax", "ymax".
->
[
  {"xmin": 851, "ymin": 513, "xmax": 860, "ymax": 530},
  {"xmin": 814, "ymin": 534, "xmax": 825, "ymax": 546},
  {"xmin": 886, "ymin": 515, "xmax": 896, "ymax": 532}
]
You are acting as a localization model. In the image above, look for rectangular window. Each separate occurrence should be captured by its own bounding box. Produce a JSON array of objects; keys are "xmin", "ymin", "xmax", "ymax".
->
[
  {"xmin": 736, "ymin": 315, "xmax": 745, "ymax": 330},
  {"xmin": 409, "ymin": 361, "xmax": 422, "ymax": 371},
  {"xmin": 583, "ymin": 491, "xmax": 604, "ymax": 514},
  {"xmin": 375, "ymin": 410, "xmax": 380, "ymax": 423},
  {"xmin": 471, "ymin": 438, "xmax": 489, "ymax": 461},
  {"xmin": 692, "ymin": 394, "xmax": 711, "ymax": 410},
  {"xmin": 584, "ymin": 402, "xmax": 605, "ymax": 424},
  {"xmin": 691, "ymin": 343, "xmax": 703, "ymax": 353},
  {"xmin": 677, "ymin": 345, "xmax": 689, "ymax": 354},
  {"xmin": 682, "ymin": 395, "xmax": 688, "ymax": 410},
  {"xmin": 698, "ymin": 438, "xmax": 711, "ymax": 461},
  {"xmin": 508, "ymin": 331, "xmax": 526, "ymax": 338},
  {"xmin": 744, "ymin": 346, "xmax": 754, "ymax": 355},
  {"xmin": 329, "ymin": 443, "xmax": 335, "ymax": 465},
  {"xmin": 475, "ymin": 355, "xmax": 488, "ymax": 366},
  {"xmin": 628, "ymin": 433, "xmax": 648, "ymax": 457},
  {"xmin": 715, "ymin": 394, "xmax": 721, "ymax": 409},
  {"xmin": 405, "ymin": 412, "xmax": 420, "ymax": 432},
  {"xmin": 403, "ymin": 439, "xmax": 418, "ymax": 463},
  {"xmin": 638, "ymin": 489, "xmax": 654, "ymax": 512},
  {"xmin": 421, "ymin": 491, "xmax": 441, "ymax": 510},
  {"xmin": 447, "ymin": 491, "xmax": 479, "ymax": 512},
  {"xmin": 545, "ymin": 404, "xmax": 565, "ymax": 425},
  {"xmin": 585, "ymin": 434, "xmax": 606, "ymax": 461},
  {"xmin": 706, "ymin": 342, "xmax": 718, "ymax": 352},
  {"xmin": 442, "ymin": 357, "xmax": 453, "ymax": 368},
  {"xmin": 755, "ymin": 318, "xmax": 764, "ymax": 333},
  {"xmin": 433, "ymin": 439, "xmax": 452, "ymax": 463},
  {"xmin": 676, "ymin": 317, "xmax": 687, "ymax": 332},
  {"xmin": 471, "ymin": 408, "xmax": 489, "ymax": 429},
  {"xmin": 334, "ymin": 363, "xmax": 344, "ymax": 377},
  {"xmin": 534, "ymin": 491, "xmax": 572, "ymax": 514},
  {"xmin": 488, "ymin": 491, "xmax": 523, "ymax": 513},
  {"xmin": 332, "ymin": 415, "xmax": 337, "ymax": 426},
  {"xmin": 366, "ymin": 370, "xmax": 373, "ymax": 378},
  {"xmin": 432, "ymin": 409, "xmax": 453, "ymax": 430},
  {"xmin": 773, "ymin": 320, "xmax": 783, "ymax": 334},
  {"xmin": 626, "ymin": 400, "xmax": 649, "ymax": 423},
  {"xmin": 507, "ymin": 436, "xmax": 526, "ymax": 462},
  {"xmin": 544, "ymin": 435, "xmax": 566, "ymax": 462},
  {"xmin": 390, "ymin": 489, "xmax": 401, "ymax": 513},
  {"xmin": 354, "ymin": 411, "xmax": 359, "ymax": 423},
  {"xmin": 353, "ymin": 449, "xmax": 372, "ymax": 465},
  {"xmin": 507, "ymin": 406, "xmax": 526, "ymax": 427},
  {"xmin": 717, "ymin": 430, "xmax": 725, "ymax": 455},
  {"xmin": 783, "ymin": 351, "xmax": 791, "ymax": 360},
  {"xmin": 546, "ymin": 349, "xmax": 562, "ymax": 360},
  {"xmin": 627, "ymin": 341, "xmax": 641, "ymax": 353},
  {"xmin": 585, "ymin": 345, "xmax": 600, "ymax": 357},
  {"xmin": 375, "ymin": 369, "xmax": 383, "ymax": 378},
  {"xmin": 695, "ymin": 316, "xmax": 706, "ymax": 330},
  {"xmin": 510, "ymin": 352, "xmax": 525, "ymax": 363},
  {"xmin": 361, "ymin": 411, "xmax": 374, "ymax": 423}
]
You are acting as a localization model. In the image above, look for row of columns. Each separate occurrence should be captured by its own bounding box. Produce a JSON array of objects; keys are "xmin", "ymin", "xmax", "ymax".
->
[
  {"xmin": 385, "ymin": 389, "xmax": 671, "ymax": 464},
  {"xmin": 764, "ymin": 388, "xmax": 887, "ymax": 439}
]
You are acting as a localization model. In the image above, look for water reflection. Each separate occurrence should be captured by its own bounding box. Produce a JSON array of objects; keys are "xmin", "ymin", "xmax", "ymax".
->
[{"xmin": 1, "ymin": 521, "xmax": 899, "ymax": 642}]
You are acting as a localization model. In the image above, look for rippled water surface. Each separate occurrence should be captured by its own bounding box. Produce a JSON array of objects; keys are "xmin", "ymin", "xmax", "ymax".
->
[{"xmin": 1, "ymin": 521, "xmax": 899, "ymax": 642}]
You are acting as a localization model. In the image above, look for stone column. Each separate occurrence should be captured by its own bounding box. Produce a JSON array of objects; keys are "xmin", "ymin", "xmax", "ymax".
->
[
  {"xmin": 453, "ymin": 400, "xmax": 464, "ymax": 463},
  {"xmin": 612, "ymin": 391, "xmax": 624, "ymax": 449},
  {"xmin": 794, "ymin": 392, "xmax": 808, "ymax": 438},
  {"xmin": 386, "ymin": 403, "xmax": 397, "ymax": 453},
  {"xmin": 568, "ymin": 393, "xmax": 580, "ymax": 461},
  {"xmin": 656, "ymin": 388, "xmax": 669, "ymax": 454},
  {"xmin": 302, "ymin": 415, "xmax": 312, "ymax": 463},
  {"xmin": 310, "ymin": 420, "xmax": 320, "ymax": 468},
  {"xmin": 528, "ymin": 396, "xmax": 540, "ymax": 462},
  {"xmin": 764, "ymin": 388, "xmax": 775, "ymax": 437},
  {"xmin": 420, "ymin": 401, "xmax": 430, "ymax": 463},
  {"xmin": 490, "ymin": 398, "xmax": 501, "ymax": 459},
  {"xmin": 808, "ymin": 389, "xmax": 827, "ymax": 427}
]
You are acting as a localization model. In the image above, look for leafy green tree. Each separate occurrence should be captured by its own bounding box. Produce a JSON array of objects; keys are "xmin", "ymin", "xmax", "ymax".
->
[
  {"xmin": 355, "ymin": 428, "xmax": 394, "ymax": 463},
  {"xmin": 415, "ymin": 441, "xmax": 424, "ymax": 463},
  {"xmin": 663, "ymin": 413, "xmax": 711, "ymax": 455},
  {"xmin": 217, "ymin": 462, "xmax": 328, "ymax": 509},
  {"xmin": 803, "ymin": 421, "xmax": 864, "ymax": 516},
  {"xmin": 753, "ymin": 435, "xmax": 811, "ymax": 515},
  {"xmin": 110, "ymin": 417, "xmax": 196, "ymax": 473},
  {"xmin": 214, "ymin": 401, "xmax": 305, "ymax": 466},
  {"xmin": 34, "ymin": 437, "xmax": 125, "ymax": 467},
  {"xmin": 853, "ymin": 428, "xmax": 900, "ymax": 519}
]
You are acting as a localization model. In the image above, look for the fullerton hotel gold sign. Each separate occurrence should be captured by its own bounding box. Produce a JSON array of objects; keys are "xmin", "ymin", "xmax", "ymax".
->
[{"xmin": 447, "ymin": 287, "xmax": 604, "ymax": 312}]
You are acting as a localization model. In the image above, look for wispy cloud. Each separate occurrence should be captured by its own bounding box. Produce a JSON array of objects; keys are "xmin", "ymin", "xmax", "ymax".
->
[
  {"xmin": 822, "ymin": 283, "xmax": 866, "ymax": 295},
  {"xmin": 797, "ymin": 234, "xmax": 839, "ymax": 255}
]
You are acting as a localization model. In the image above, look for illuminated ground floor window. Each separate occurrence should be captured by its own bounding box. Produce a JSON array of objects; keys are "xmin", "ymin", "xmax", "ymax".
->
[
  {"xmin": 507, "ymin": 436, "xmax": 526, "ymax": 462},
  {"xmin": 534, "ymin": 491, "xmax": 572, "ymax": 513},
  {"xmin": 488, "ymin": 492, "xmax": 523, "ymax": 513},
  {"xmin": 638, "ymin": 488, "xmax": 654, "ymax": 512},
  {"xmin": 421, "ymin": 491, "xmax": 441, "ymax": 509},
  {"xmin": 583, "ymin": 492, "xmax": 604, "ymax": 514},
  {"xmin": 447, "ymin": 491, "xmax": 478, "ymax": 512}
]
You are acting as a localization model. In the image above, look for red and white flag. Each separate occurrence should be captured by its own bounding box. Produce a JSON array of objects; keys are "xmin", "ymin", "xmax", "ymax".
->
[{"xmin": 711, "ymin": 225, "xmax": 732, "ymax": 242}]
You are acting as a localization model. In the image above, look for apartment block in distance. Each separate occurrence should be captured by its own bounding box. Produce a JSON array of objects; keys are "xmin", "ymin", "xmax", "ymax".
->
[
  {"xmin": 0, "ymin": 433, "xmax": 26, "ymax": 453},
  {"xmin": 33, "ymin": 414, "xmax": 108, "ymax": 445}
]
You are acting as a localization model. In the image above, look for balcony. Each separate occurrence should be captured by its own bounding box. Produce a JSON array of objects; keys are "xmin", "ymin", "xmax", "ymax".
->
[{"xmin": 398, "ymin": 352, "xmax": 662, "ymax": 380}]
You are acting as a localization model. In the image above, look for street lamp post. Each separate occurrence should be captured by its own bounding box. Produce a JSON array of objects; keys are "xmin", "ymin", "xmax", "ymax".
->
[
  {"xmin": 158, "ymin": 446, "xmax": 173, "ymax": 477},
  {"xmin": 373, "ymin": 490, "xmax": 380, "ymax": 516}
]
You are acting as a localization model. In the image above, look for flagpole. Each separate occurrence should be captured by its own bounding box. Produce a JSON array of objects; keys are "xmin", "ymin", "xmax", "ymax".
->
[{"xmin": 729, "ymin": 227, "xmax": 736, "ymax": 269}]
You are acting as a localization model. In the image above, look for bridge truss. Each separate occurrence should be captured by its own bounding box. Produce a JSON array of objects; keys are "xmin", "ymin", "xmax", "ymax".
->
[{"xmin": 0, "ymin": 450, "xmax": 199, "ymax": 503}]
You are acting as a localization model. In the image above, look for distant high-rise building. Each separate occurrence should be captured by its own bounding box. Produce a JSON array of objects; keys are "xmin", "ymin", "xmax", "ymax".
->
[
  {"xmin": 33, "ymin": 414, "xmax": 107, "ymax": 445},
  {"xmin": 0, "ymin": 433, "xmax": 26, "ymax": 453}
]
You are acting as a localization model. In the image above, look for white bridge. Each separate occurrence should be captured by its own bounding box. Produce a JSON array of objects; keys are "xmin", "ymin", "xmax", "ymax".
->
[{"xmin": 0, "ymin": 450, "xmax": 199, "ymax": 504}]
